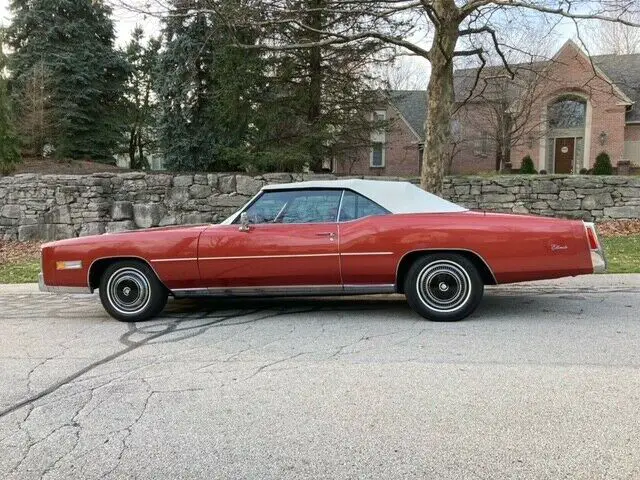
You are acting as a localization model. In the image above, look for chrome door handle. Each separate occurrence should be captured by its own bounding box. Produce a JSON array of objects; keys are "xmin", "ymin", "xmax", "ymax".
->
[{"xmin": 316, "ymin": 232, "xmax": 336, "ymax": 237}]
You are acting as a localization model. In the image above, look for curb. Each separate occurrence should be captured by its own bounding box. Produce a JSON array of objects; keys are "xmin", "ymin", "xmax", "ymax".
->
[
  {"xmin": 0, "ymin": 283, "xmax": 42, "ymax": 294},
  {"xmin": 1, "ymin": 274, "xmax": 639, "ymax": 296}
]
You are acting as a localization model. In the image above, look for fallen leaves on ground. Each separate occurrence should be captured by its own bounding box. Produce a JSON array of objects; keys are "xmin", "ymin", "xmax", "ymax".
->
[
  {"xmin": 0, "ymin": 241, "xmax": 42, "ymax": 266},
  {"xmin": 597, "ymin": 220, "xmax": 640, "ymax": 238}
]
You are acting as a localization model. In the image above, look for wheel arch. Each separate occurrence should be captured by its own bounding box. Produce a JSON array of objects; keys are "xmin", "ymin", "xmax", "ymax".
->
[
  {"xmin": 88, "ymin": 256, "xmax": 166, "ymax": 292},
  {"xmin": 396, "ymin": 249, "xmax": 497, "ymax": 293}
]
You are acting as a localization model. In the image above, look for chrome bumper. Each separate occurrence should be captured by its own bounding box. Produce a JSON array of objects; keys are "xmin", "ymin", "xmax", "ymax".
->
[
  {"xmin": 38, "ymin": 272, "xmax": 93, "ymax": 294},
  {"xmin": 591, "ymin": 251, "xmax": 607, "ymax": 274},
  {"xmin": 38, "ymin": 272, "xmax": 50, "ymax": 292}
]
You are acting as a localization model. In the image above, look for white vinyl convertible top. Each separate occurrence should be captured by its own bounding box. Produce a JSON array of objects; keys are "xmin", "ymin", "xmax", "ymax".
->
[
  {"xmin": 221, "ymin": 179, "xmax": 466, "ymax": 224},
  {"xmin": 262, "ymin": 179, "xmax": 467, "ymax": 214}
]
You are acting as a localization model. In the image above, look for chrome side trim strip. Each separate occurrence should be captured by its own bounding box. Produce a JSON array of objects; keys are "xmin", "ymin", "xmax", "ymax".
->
[
  {"xmin": 196, "ymin": 252, "xmax": 392, "ymax": 262},
  {"xmin": 343, "ymin": 284, "xmax": 396, "ymax": 294},
  {"xmin": 39, "ymin": 273, "xmax": 93, "ymax": 294},
  {"xmin": 150, "ymin": 258, "xmax": 198, "ymax": 263},
  {"xmin": 173, "ymin": 284, "xmax": 343, "ymax": 298},
  {"xmin": 341, "ymin": 252, "xmax": 394, "ymax": 257},
  {"xmin": 199, "ymin": 253, "xmax": 339, "ymax": 261},
  {"xmin": 171, "ymin": 284, "xmax": 396, "ymax": 298}
]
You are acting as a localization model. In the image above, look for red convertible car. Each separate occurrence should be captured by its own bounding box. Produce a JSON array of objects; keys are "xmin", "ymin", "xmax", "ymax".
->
[{"xmin": 39, "ymin": 179, "xmax": 606, "ymax": 322}]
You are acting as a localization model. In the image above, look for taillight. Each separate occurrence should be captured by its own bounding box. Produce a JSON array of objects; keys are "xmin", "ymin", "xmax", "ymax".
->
[{"xmin": 586, "ymin": 226, "xmax": 599, "ymax": 250}]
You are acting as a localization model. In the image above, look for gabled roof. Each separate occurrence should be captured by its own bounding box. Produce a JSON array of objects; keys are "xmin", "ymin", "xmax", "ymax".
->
[
  {"xmin": 390, "ymin": 46, "xmax": 640, "ymax": 126},
  {"xmin": 389, "ymin": 90, "xmax": 428, "ymax": 139},
  {"xmin": 592, "ymin": 54, "xmax": 640, "ymax": 122}
]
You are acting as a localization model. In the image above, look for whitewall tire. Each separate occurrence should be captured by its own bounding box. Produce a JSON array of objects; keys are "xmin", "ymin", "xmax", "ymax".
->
[
  {"xmin": 404, "ymin": 253, "xmax": 484, "ymax": 322},
  {"xmin": 99, "ymin": 260, "xmax": 167, "ymax": 322}
]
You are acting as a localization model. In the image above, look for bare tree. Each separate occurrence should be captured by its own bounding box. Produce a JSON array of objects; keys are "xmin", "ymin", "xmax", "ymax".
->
[
  {"xmin": 18, "ymin": 61, "xmax": 53, "ymax": 157},
  {"xmin": 587, "ymin": 4, "xmax": 640, "ymax": 54},
  {"xmin": 451, "ymin": 20, "xmax": 555, "ymax": 172},
  {"xmin": 379, "ymin": 55, "xmax": 430, "ymax": 91},
  {"xmin": 112, "ymin": 0, "xmax": 640, "ymax": 193}
]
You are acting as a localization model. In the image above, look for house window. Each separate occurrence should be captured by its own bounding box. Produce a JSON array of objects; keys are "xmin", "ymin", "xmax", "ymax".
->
[
  {"xmin": 474, "ymin": 131, "xmax": 491, "ymax": 157},
  {"xmin": 370, "ymin": 142, "xmax": 385, "ymax": 168},
  {"xmin": 373, "ymin": 110, "xmax": 387, "ymax": 122},
  {"xmin": 548, "ymin": 96, "xmax": 586, "ymax": 129}
]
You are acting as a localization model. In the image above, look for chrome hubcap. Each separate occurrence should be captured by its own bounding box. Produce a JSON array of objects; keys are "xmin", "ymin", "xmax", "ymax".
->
[
  {"xmin": 106, "ymin": 268, "xmax": 151, "ymax": 315},
  {"xmin": 416, "ymin": 260, "xmax": 472, "ymax": 313}
]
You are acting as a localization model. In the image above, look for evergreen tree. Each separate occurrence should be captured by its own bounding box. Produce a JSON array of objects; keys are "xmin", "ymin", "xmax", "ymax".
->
[
  {"xmin": 593, "ymin": 152, "xmax": 613, "ymax": 175},
  {"xmin": 156, "ymin": 0, "xmax": 271, "ymax": 171},
  {"xmin": 123, "ymin": 27, "xmax": 161, "ymax": 170},
  {"xmin": 0, "ymin": 29, "xmax": 21, "ymax": 174},
  {"xmin": 7, "ymin": 0, "xmax": 127, "ymax": 160},
  {"xmin": 520, "ymin": 155, "xmax": 537, "ymax": 174},
  {"xmin": 251, "ymin": 0, "xmax": 391, "ymax": 172}
]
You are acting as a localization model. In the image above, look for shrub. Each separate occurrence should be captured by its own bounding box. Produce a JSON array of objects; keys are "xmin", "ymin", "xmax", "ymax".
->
[
  {"xmin": 579, "ymin": 168, "xmax": 589, "ymax": 175},
  {"xmin": 520, "ymin": 155, "xmax": 537, "ymax": 174},
  {"xmin": 539, "ymin": 169, "xmax": 547, "ymax": 175},
  {"xmin": 593, "ymin": 152, "xmax": 613, "ymax": 175}
]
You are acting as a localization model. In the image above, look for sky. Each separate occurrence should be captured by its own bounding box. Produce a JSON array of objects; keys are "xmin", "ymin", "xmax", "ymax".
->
[
  {"xmin": 0, "ymin": 0, "xmax": 595, "ymax": 88},
  {"xmin": 0, "ymin": 0, "xmax": 159, "ymax": 45}
]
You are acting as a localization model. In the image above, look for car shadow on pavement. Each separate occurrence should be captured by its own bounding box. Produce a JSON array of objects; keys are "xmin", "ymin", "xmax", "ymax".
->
[
  {"xmin": 161, "ymin": 295, "xmax": 410, "ymax": 318},
  {"xmin": 157, "ymin": 292, "xmax": 563, "ymax": 323}
]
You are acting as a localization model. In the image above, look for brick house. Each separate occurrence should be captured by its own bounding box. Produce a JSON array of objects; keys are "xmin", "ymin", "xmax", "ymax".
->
[{"xmin": 334, "ymin": 41, "xmax": 640, "ymax": 176}]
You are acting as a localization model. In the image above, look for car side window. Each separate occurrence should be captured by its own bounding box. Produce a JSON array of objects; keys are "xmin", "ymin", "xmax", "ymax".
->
[
  {"xmin": 339, "ymin": 190, "xmax": 389, "ymax": 222},
  {"xmin": 242, "ymin": 190, "xmax": 342, "ymax": 224}
]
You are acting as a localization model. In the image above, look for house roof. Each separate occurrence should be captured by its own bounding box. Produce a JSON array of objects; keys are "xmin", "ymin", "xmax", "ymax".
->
[
  {"xmin": 592, "ymin": 54, "xmax": 640, "ymax": 122},
  {"xmin": 389, "ymin": 49, "xmax": 640, "ymax": 130},
  {"xmin": 389, "ymin": 90, "xmax": 428, "ymax": 138}
]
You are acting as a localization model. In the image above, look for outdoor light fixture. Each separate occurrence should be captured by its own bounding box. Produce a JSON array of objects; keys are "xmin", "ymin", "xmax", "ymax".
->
[{"xmin": 599, "ymin": 131, "xmax": 608, "ymax": 146}]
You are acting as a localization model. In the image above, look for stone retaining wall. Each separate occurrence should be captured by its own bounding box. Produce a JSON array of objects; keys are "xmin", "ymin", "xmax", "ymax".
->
[
  {"xmin": 442, "ymin": 175, "xmax": 640, "ymax": 222},
  {"xmin": 1, "ymin": 172, "xmax": 639, "ymax": 241}
]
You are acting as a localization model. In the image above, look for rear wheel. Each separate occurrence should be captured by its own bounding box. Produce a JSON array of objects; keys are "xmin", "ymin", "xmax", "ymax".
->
[
  {"xmin": 404, "ymin": 253, "xmax": 484, "ymax": 322},
  {"xmin": 99, "ymin": 260, "xmax": 167, "ymax": 322}
]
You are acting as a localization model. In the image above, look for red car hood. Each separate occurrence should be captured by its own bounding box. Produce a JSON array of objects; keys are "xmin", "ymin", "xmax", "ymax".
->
[{"xmin": 42, "ymin": 224, "xmax": 209, "ymax": 249}]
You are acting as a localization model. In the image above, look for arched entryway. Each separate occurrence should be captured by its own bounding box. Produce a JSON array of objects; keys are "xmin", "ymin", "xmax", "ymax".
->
[{"xmin": 546, "ymin": 95, "xmax": 588, "ymax": 173}]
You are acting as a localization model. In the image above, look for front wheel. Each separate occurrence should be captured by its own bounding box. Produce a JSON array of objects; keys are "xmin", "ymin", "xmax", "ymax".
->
[
  {"xmin": 404, "ymin": 253, "xmax": 484, "ymax": 322},
  {"xmin": 99, "ymin": 260, "xmax": 167, "ymax": 322}
]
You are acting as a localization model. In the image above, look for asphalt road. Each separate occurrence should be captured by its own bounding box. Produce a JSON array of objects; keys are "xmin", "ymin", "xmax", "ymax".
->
[{"xmin": 1, "ymin": 275, "xmax": 640, "ymax": 479}]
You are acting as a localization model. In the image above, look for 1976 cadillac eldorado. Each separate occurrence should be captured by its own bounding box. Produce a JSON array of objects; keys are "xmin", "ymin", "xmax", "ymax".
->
[{"xmin": 39, "ymin": 179, "xmax": 606, "ymax": 322}]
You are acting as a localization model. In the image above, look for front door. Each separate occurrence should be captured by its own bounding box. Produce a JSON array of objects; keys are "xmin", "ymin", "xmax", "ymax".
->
[
  {"xmin": 555, "ymin": 138, "xmax": 575, "ymax": 174},
  {"xmin": 198, "ymin": 189, "xmax": 343, "ymax": 289}
]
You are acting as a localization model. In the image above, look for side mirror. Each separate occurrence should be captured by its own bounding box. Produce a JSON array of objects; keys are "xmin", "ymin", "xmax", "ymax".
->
[{"xmin": 239, "ymin": 212, "xmax": 250, "ymax": 232}]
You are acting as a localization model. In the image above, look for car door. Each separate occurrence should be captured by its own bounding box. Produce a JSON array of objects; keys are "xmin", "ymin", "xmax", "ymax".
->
[
  {"xmin": 198, "ymin": 189, "xmax": 343, "ymax": 291},
  {"xmin": 337, "ymin": 189, "xmax": 396, "ymax": 287}
]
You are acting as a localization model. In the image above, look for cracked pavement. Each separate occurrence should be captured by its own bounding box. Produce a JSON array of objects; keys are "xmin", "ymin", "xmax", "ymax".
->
[{"xmin": 1, "ymin": 275, "xmax": 640, "ymax": 479}]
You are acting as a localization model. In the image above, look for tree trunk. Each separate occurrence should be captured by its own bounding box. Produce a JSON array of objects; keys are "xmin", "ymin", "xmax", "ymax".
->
[
  {"xmin": 307, "ymin": 0, "xmax": 323, "ymax": 171},
  {"xmin": 128, "ymin": 128, "xmax": 136, "ymax": 168},
  {"xmin": 421, "ymin": 4, "xmax": 460, "ymax": 195}
]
